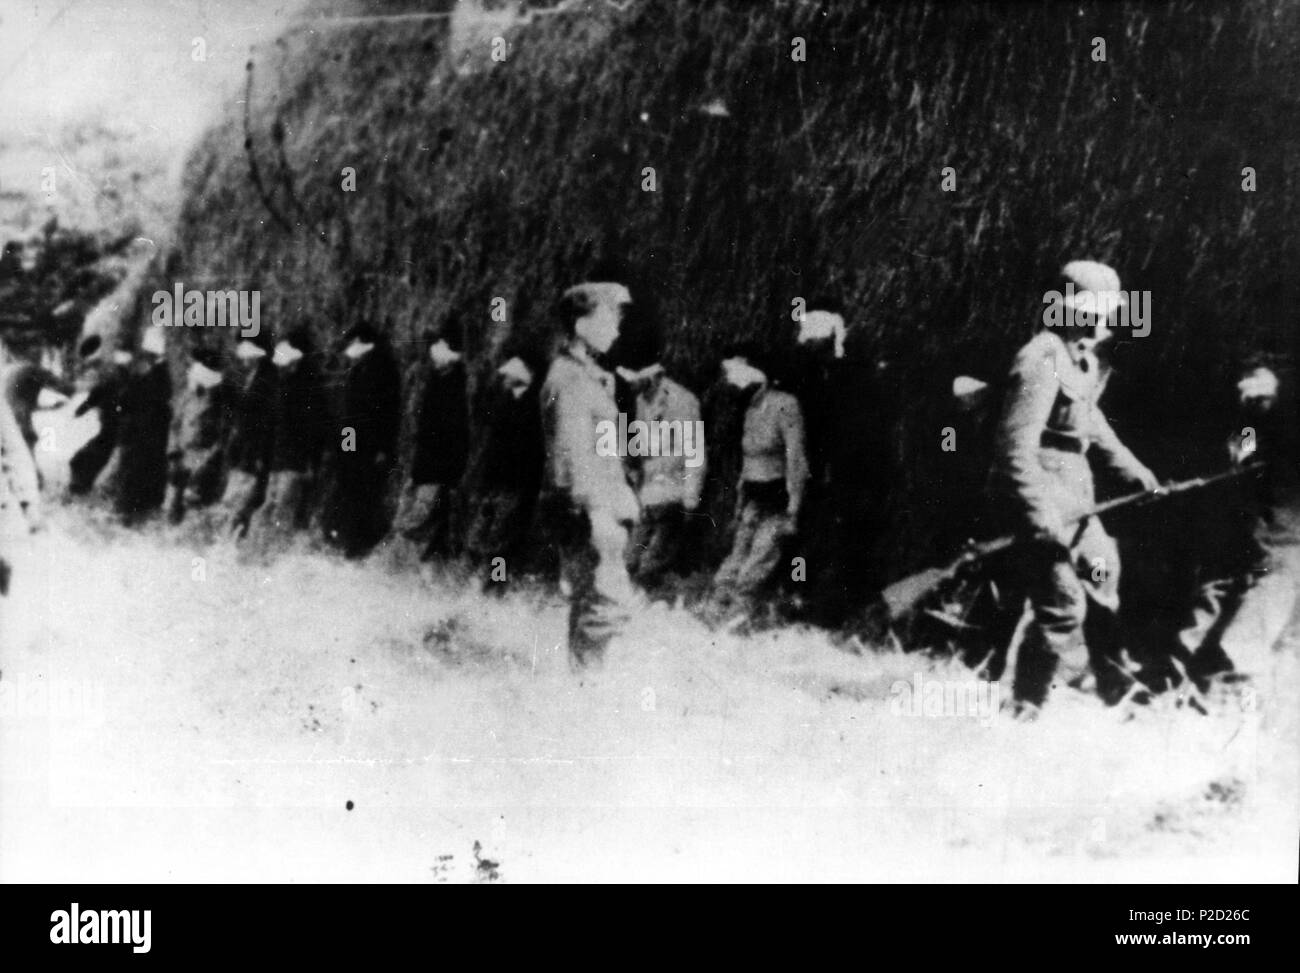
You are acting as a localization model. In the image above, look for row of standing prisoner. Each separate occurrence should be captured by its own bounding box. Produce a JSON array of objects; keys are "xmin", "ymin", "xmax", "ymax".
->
[
  {"xmin": 1, "ymin": 263, "xmax": 1288, "ymax": 714},
  {"xmin": 52, "ymin": 304, "xmax": 893, "ymax": 631}
]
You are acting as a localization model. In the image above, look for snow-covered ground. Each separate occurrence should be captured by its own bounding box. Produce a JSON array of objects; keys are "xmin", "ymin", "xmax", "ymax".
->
[{"xmin": 1, "ymin": 404, "xmax": 1296, "ymax": 882}]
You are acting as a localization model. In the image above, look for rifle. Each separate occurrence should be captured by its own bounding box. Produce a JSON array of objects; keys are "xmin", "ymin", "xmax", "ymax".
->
[{"xmin": 880, "ymin": 465, "xmax": 1260, "ymax": 620}]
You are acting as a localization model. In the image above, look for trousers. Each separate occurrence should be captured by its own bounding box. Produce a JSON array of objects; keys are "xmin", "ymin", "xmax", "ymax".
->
[
  {"xmin": 713, "ymin": 480, "xmax": 792, "ymax": 605},
  {"xmin": 982, "ymin": 516, "xmax": 1123, "ymax": 705},
  {"xmin": 539, "ymin": 493, "xmax": 635, "ymax": 669}
]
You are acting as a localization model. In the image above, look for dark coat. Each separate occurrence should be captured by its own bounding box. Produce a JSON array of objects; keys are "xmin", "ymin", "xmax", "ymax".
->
[
  {"xmin": 74, "ymin": 360, "xmax": 127, "ymax": 431},
  {"xmin": 788, "ymin": 351, "xmax": 896, "ymax": 494},
  {"xmin": 787, "ymin": 350, "xmax": 901, "ymax": 616},
  {"xmin": 480, "ymin": 384, "xmax": 543, "ymax": 493},
  {"xmin": 327, "ymin": 343, "xmax": 402, "ymax": 556},
  {"xmin": 225, "ymin": 358, "xmax": 278, "ymax": 476},
  {"xmin": 270, "ymin": 360, "xmax": 329, "ymax": 474},
  {"xmin": 69, "ymin": 360, "xmax": 128, "ymax": 493},
  {"xmin": 407, "ymin": 360, "xmax": 469, "ymax": 486},
  {"xmin": 1190, "ymin": 404, "xmax": 1285, "ymax": 578},
  {"xmin": 115, "ymin": 359, "xmax": 173, "ymax": 516},
  {"xmin": 342, "ymin": 345, "xmax": 401, "ymax": 462}
]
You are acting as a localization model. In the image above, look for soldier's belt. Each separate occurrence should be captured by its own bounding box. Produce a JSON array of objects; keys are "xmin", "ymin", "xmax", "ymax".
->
[{"xmin": 1040, "ymin": 430, "xmax": 1087, "ymax": 454}]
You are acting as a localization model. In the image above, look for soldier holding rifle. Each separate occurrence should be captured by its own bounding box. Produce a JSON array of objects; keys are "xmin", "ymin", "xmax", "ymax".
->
[{"xmin": 981, "ymin": 261, "xmax": 1160, "ymax": 717}]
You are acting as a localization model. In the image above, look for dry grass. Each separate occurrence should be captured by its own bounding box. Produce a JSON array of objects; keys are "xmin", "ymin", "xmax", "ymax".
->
[{"xmin": 2, "ymin": 488, "xmax": 1294, "ymax": 880}]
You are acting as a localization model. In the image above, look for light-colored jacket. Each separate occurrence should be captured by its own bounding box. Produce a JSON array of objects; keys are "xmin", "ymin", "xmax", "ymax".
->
[
  {"xmin": 990, "ymin": 330, "xmax": 1150, "ymax": 534},
  {"xmin": 629, "ymin": 367, "xmax": 706, "ymax": 510},
  {"xmin": 0, "ymin": 390, "xmax": 40, "ymax": 539},
  {"xmin": 541, "ymin": 344, "xmax": 638, "ymax": 517},
  {"xmin": 740, "ymin": 385, "xmax": 809, "ymax": 510}
]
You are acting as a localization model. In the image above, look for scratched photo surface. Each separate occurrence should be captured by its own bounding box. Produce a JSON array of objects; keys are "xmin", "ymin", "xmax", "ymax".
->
[{"xmin": 1, "ymin": 0, "xmax": 1296, "ymax": 883}]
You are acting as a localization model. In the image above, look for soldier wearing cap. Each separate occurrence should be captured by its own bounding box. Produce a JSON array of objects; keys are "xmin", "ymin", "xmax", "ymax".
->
[
  {"xmin": 539, "ymin": 281, "xmax": 640, "ymax": 668},
  {"xmin": 986, "ymin": 260, "xmax": 1160, "ymax": 716}
]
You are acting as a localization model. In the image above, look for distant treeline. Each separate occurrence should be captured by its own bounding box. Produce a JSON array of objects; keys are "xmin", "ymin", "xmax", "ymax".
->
[{"xmin": 1, "ymin": 221, "xmax": 136, "ymax": 356}]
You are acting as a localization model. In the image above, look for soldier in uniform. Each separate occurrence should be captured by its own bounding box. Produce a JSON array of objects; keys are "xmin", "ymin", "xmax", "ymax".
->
[
  {"xmin": 539, "ymin": 281, "xmax": 640, "ymax": 669},
  {"xmin": 986, "ymin": 261, "xmax": 1160, "ymax": 716},
  {"xmin": 709, "ymin": 345, "xmax": 810, "ymax": 623}
]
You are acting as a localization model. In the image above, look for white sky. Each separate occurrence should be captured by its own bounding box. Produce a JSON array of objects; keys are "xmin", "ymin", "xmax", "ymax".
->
[{"xmin": 0, "ymin": 0, "xmax": 305, "ymax": 149}]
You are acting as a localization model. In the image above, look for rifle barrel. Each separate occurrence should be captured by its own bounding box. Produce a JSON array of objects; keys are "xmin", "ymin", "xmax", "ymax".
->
[
  {"xmin": 880, "ymin": 464, "xmax": 1261, "ymax": 619},
  {"xmin": 1088, "ymin": 464, "xmax": 1258, "ymax": 520}
]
